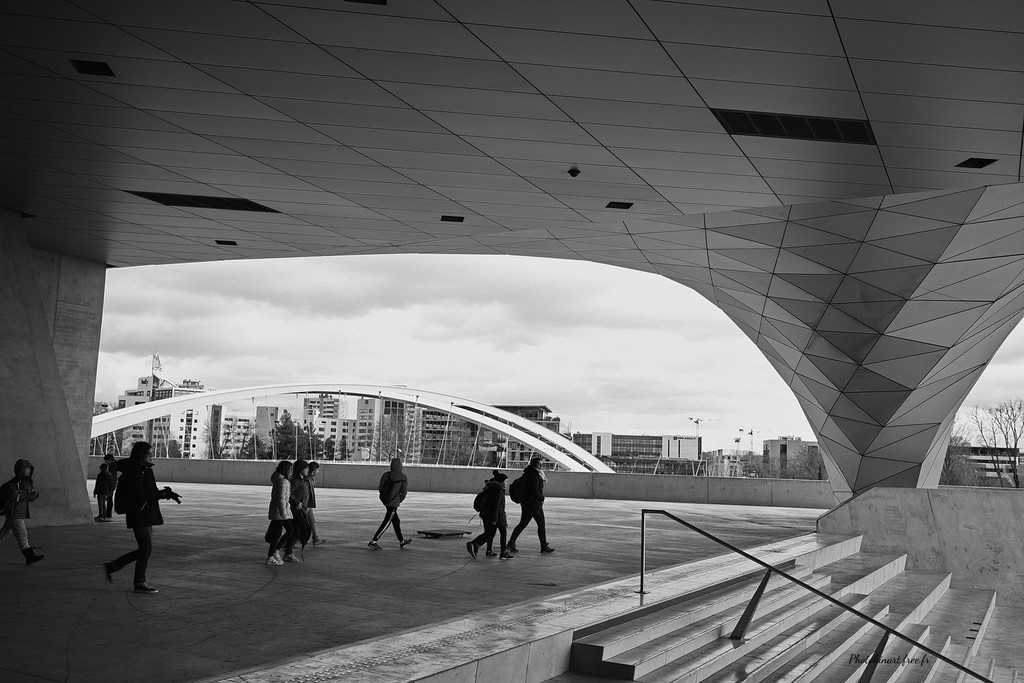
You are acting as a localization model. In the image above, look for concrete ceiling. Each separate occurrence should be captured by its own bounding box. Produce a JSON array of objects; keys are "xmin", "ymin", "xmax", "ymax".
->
[{"xmin": 1, "ymin": 1, "xmax": 1022, "ymax": 269}]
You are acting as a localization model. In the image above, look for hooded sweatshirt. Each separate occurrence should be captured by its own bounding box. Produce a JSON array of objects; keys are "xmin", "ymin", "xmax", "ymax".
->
[
  {"xmin": 116, "ymin": 456, "xmax": 164, "ymax": 529},
  {"xmin": 378, "ymin": 458, "xmax": 408, "ymax": 508},
  {"xmin": 478, "ymin": 478, "xmax": 507, "ymax": 527},
  {"xmin": 2, "ymin": 459, "xmax": 36, "ymax": 519}
]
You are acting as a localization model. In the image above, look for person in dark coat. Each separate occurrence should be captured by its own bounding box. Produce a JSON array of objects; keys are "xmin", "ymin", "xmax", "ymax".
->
[
  {"xmin": 93, "ymin": 462, "xmax": 114, "ymax": 521},
  {"xmin": 265, "ymin": 460, "xmax": 293, "ymax": 566},
  {"xmin": 284, "ymin": 459, "xmax": 311, "ymax": 561},
  {"xmin": 307, "ymin": 461, "xmax": 325, "ymax": 546},
  {"xmin": 466, "ymin": 471, "xmax": 512, "ymax": 560},
  {"xmin": 103, "ymin": 452, "xmax": 118, "ymax": 519},
  {"xmin": 103, "ymin": 441, "xmax": 181, "ymax": 593},
  {"xmin": 0, "ymin": 458, "xmax": 44, "ymax": 564},
  {"xmin": 368, "ymin": 458, "xmax": 411, "ymax": 550},
  {"xmin": 508, "ymin": 456, "xmax": 554, "ymax": 554}
]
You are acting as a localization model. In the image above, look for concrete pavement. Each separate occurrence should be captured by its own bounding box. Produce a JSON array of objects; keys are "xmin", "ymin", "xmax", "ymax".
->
[{"xmin": 0, "ymin": 482, "xmax": 823, "ymax": 682}]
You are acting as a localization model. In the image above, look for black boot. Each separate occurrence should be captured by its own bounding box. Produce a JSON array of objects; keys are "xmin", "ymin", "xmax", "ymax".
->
[{"xmin": 22, "ymin": 547, "xmax": 44, "ymax": 565}]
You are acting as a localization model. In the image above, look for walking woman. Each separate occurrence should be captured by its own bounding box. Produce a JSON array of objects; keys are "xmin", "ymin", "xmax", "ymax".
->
[
  {"xmin": 103, "ymin": 441, "xmax": 181, "ymax": 593},
  {"xmin": 265, "ymin": 460, "xmax": 294, "ymax": 566},
  {"xmin": 368, "ymin": 458, "xmax": 411, "ymax": 550}
]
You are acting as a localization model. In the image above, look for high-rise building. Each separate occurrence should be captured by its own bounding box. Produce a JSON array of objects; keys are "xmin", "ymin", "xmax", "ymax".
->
[
  {"xmin": 572, "ymin": 432, "xmax": 702, "ymax": 475},
  {"xmin": 115, "ymin": 375, "xmax": 210, "ymax": 457}
]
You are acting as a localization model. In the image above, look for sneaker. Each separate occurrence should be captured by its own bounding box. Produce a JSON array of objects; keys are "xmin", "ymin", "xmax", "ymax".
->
[
  {"xmin": 540, "ymin": 545, "xmax": 555, "ymax": 554},
  {"xmin": 466, "ymin": 542, "xmax": 478, "ymax": 559},
  {"xmin": 400, "ymin": 539, "xmax": 412, "ymax": 549},
  {"xmin": 499, "ymin": 551, "xmax": 514, "ymax": 560},
  {"xmin": 283, "ymin": 554, "xmax": 300, "ymax": 562},
  {"xmin": 507, "ymin": 543, "xmax": 518, "ymax": 553},
  {"xmin": 265, "ymin": 555, "xmax": 283, "ymax": 566},
  {"xmin": 94, "ymin": 516, "xmax": 103, "ymax": 522},
  {"xmin": 485, "ymin": 550, "xmax": 498, "ymax": 557},
  {"xmin": 103, "ymin": 562, "xmax": 115, "ymax": 584},
  {"xmin": 313, "ymin": 539, "xmax": 327, "ymax": 546},
  {"xmin": 368, "ymin": 541, "xmax": 382, "ymax": 551},
  {"xmin": 132, "ymin": 583, "xmax": 158, "ymax": 594}
]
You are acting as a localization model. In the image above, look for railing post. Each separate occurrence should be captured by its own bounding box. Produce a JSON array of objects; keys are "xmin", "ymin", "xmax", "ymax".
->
[
  {"xmin": 638, "ymin": 510, "xmax": 648, "ymax": 594},
  {"xmin": 857, "ymin": 630, "xmax": 889, "ymax": 683},
  {"xmin": 729, "ymin": 568, "xmax": 772, "ymax": 642}
]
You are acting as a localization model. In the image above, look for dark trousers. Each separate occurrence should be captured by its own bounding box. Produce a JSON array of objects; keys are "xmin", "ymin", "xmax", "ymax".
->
[
  {"xmin": 96, "ymin": 495, "xmax": 109, "ymax": 518},
  {"xmin": 266, "ymin": 519, "xmax": 295, "ymax": 557},
  {"xmin": 104, "ymin": 493, "xmax": 113, "ymax": 518},
  {"xmin": 110, "ymin": 526, "xmax": 153, "ymax": 586},
  {"xmin": 372, "ymin": 507, "xmax": 403, "ymax": 542},
  {"xmin": 471, "ymin": 521, "xmax": 507, "ymax": 553},
  {"xmin": 510, "ymin": 501, "xmax": 546, "ymax": 548}
]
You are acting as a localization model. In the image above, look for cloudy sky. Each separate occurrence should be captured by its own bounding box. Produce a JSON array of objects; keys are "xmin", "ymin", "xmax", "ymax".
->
[{"xmin": 95, "ymin": 253, "xmax": 1024, "ymax": 453}]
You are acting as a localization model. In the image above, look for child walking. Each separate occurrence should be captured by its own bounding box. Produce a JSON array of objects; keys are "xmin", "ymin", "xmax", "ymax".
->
[{"xmin": 0, "ymin": 459, "xmax": 44, "ymax": 564}]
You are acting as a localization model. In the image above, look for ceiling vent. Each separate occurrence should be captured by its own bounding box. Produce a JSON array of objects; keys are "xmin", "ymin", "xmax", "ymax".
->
[
  {"xmin": 440, "ymin": 215, "xmax": 465, "ymax": 222},
  {"xmin": 956, "ymin": 157, "xmax": 997, "ymax": 169},
  {"xmin": 215, "ymin": 240, "xmax": 238, "ymax": 246},
  {"xmin": 69, "ymin": 59, "xmax": 115, "ymax": 77},
  {"xmin": 126, "ymin": 191, "xmax": 279, "ymax": 213},
  {"xmin": 713, "ymin": 109, "xmax": 876, "ymax": 145},
  {"xmin": 606, "ymin": 201, "xmax": 634, "ymax": 210}
]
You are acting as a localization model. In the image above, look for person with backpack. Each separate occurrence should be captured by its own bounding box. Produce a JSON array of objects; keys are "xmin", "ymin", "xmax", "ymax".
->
[
  {"xmin": 103, "ymin": 452, "xmax": 118, "ymax": 519},
  {"xmin": 103, "ymin": 441, "xmax": 181, "ymax": 593},
  {"xmin": 368, "ymin": 457, "xmax": 411, "ymax": 550},
  {"xmin": 508, "ymin": 456, "xmax": 554, "ymax": 554},
  {"xmin": 0, "ymin": 458, "xmax": 44, "ymax": 565},
  {"xmin": 466, "ymin": 471, "xmax": 512, "ymax": 560},
  {"xmin": 265, "ymin": 460, "xmax": 294, "ymax": 566}
]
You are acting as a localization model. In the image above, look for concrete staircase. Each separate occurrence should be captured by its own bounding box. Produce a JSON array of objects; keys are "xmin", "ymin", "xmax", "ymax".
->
[{"xmin": 562, "ymin": 537, "xmax": 1013, "ymax": 683}]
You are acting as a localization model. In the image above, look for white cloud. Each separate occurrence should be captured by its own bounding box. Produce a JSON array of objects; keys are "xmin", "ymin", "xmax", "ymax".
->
[{"xmin": 95, "ymin": 253, "xmax": 1024, "ymax": 452}]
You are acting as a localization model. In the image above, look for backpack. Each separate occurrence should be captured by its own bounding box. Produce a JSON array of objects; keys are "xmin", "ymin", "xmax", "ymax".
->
[
  {"xmin": 508, "ymin": 476, "xmax": 525, "ymax": 504},
  {"xmin": 472, "ymin": 487, "xmax": 487, "ymax": 513},
  {"xmin": 378, "ymin": 472, "xmax": 391, "ymax": 500}
]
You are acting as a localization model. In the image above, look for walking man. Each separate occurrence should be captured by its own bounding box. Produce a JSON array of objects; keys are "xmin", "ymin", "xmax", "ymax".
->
[
  {"xmin": 368, "ymin": 458, "xmax": 411, "ymax": 550},
  {"xmin": 508, "ymin": 456, "xmax": 554, "ymax": 554}
]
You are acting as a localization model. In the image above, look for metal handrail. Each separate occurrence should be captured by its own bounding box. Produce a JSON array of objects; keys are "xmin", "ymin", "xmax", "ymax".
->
[{"xmin": 639, "ymin": 509, "xmax": 992, "ymax": 683}]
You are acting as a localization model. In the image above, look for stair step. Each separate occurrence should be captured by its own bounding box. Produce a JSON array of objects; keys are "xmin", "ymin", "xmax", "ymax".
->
[
  {"xmin": 632, "ymin": 586, "xmax": 868, "ymax": 683},
  {"xmin": 888, "ymin": 632, "xmax": 950, "ymax": 683},
  {"xmin": 813, "ymin": 616, "xmax": 935, "ymax": 683},
  {"xmin": 572, "ymin": 564, "xmax": 818, "ymax": 666},
  {"xmin": 700, "ymin": 592, "xmax": 877, "ymax": 683},
  {"xmin": 598, "ymin": 573, "xmax": 833, "ymax": 679}
]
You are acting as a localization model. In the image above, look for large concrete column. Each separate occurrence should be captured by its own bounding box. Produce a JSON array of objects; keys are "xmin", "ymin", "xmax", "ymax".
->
[{"xmin": 0, "ymin": 210, "xmax": 100, "ymax": 524}]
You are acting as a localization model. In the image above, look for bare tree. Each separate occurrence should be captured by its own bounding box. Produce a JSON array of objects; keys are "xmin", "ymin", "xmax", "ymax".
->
[
  {"xmin": 940, "ymin": 415, "xmax": 982, "ymax": 486},
  {"xmin": 968, "ymin": 402, "xmax": 1023, "ymax": 488}
]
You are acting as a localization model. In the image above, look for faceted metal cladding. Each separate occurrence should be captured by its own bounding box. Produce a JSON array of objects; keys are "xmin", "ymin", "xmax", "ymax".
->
[
  {"xmin": 645, "ymin": 184, "xmax": 1024, "ymax": 496},
  {"xmin": 449, "ymin": 183, "xmax": 1024, "ymax": 497}
]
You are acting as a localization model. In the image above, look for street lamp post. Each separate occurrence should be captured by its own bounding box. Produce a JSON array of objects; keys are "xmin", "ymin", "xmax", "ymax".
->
[{"xmin": 689, "ymin": 417, "xmax": 703, "ymax": 458}]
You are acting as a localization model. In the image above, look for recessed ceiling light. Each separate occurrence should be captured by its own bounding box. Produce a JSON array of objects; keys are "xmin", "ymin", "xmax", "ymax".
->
[
  {"xmin": 713, "ymin": 108, "xmax": 876, "ymax": 145},
  {"xmin": 956, "ymin": 157, "xmax": 997, "ymax": 169},
  {"xmin": 69, "ymin": 59, "xmax": 115, "ymax": 77},
  {"xmin": 567, "ymin": 167, "xmax": 581, "ymax": 177},
  {"xmin": 606, "ymin": 201, "xmax": 633, "ymax": 210},
  {"xmin": 215, "ymin": 240, "xmax": 238, "ymax": 246},
  {"xmin": 126, "ymin": 191, "xmax": 279, "ymax": 213},
  {"xmin": 440, "ymin": 215, "xmax": 465, "ymax": 222}
]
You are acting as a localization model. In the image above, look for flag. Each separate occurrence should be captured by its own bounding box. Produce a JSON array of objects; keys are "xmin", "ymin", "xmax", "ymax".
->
[{"xmin": 152, "ymin": 352, "xmax": 162, "ymax": 376}]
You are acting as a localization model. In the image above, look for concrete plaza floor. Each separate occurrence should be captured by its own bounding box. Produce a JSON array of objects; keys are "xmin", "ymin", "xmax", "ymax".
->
[{"xmin": 0, "ymin": 482, "xmax": 824, "ymax": 683}]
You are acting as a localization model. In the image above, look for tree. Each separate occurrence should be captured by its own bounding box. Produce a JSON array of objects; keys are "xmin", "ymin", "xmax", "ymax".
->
[
  {"xmin": 166, "ymin": 439, "xmax": 182, "ymax": 459},
  {"xmin": 940, "ymin": 416, "xmax": 982, "ymax": 486},
  {"xmin": 969, "ymin": 401, "xmax": 1023, "ymax": 488}
]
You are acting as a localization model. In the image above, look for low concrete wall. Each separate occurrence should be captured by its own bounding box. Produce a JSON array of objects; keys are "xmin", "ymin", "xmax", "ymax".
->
[
  {"xmin": 87, "ymin": 457, "xmax": 836, "ymax": 509},
  {"xmin": 817, "ymin": 486, "xmax": 1024, "ymax": 604}
]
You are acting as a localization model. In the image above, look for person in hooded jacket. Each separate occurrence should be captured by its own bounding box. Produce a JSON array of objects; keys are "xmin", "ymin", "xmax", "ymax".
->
[
  {"xmin": 508, "ymin": 456, "xmax": 554, "ymax": 554},
  {"xmin": 284, "ymin": 459, "xmax": 311, "ymax": 561},
  {"xmin": 368, "ymin": 457, "xmax": 411, "ymax": 550},
  {"xmin": 466, "ymin": 471, "xmax": 512, "ymax": 560},
  {"xmin": 0, "ymin": 458, "xmax": 44, "ymax": 564},
  {"xmin": 265, "ymin": 460, "xmax": 293, "ymax": 566},
  {"xmin": 103, "ymin": 441, "xmax": 181, "ymax": 593}
]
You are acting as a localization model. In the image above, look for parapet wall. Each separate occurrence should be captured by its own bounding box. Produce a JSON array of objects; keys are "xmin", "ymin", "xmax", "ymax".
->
[
  {"xmin": 87, "ymin": 457, "xmax": 837, "ymax": 509},
  {"xmin": 817, "ymin": 486, "xmax": 1024, "ymax": 604}
]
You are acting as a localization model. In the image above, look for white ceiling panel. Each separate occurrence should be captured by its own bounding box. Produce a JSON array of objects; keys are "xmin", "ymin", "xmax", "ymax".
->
[
  {"xmin": 381, "ymin": 83, "xmax": 565, "ymax": 119},
  {"xmin": 872, "ymin": 122, "xmax": 1021, "ymax": 156},
  {"xmin": 550, "ymin": 97, "xmax": 721, "ymax": 131},
  {"xmin": 862, "ymin": 93, "xmax": 1023, "ymax": 131},
  {"xmin": 327, "ymin": 48, "xmax": 532, "ymax": 91},
  {"xmin": 583, "ymin": 124, "xmax": 742, "ymax": 154},
  {"xmin": 513, "ymin": 64, "xmax": 703, "ymax": 106},
  {"xmin": 423, "ymin": 112, "xmax": 589, "ymax": 144},
  {"xmin": 852, "ymin": 59, "xmax": 1024, "ymax": 103},
  {"xmin": 838, "ymin": 18, "xmax": 1024, "ymax": 69},
  {"xmin": 690, "ymin": 79, "xmax": 866, "ymax": 119},
  {"xmin": 442, "ymin": 0, "xmax": 651, "ymax": 38},
  {"xmin": 665, "ymin": 44, "xmax": 856, "ymax": 90},
  {"xmin": 202, "ymin": 68, "xmax": 403, "ymax": 107}
]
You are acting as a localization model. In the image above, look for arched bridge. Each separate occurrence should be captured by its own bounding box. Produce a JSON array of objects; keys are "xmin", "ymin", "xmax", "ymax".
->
[{"xmin": 92, "ymin": 383, "xmax": 613, "ymax": 474}]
